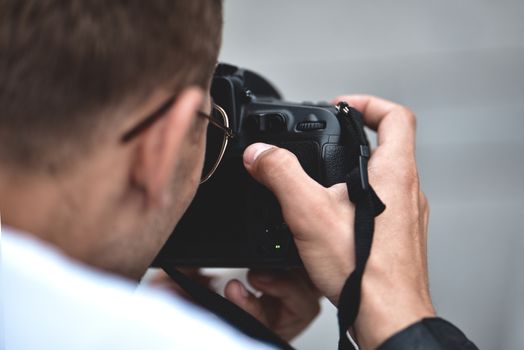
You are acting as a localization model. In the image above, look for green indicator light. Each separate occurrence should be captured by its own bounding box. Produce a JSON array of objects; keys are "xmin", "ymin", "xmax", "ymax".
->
[{"xmin": 275, "ymin": 244, "xmax": 281, "ymax": 249}]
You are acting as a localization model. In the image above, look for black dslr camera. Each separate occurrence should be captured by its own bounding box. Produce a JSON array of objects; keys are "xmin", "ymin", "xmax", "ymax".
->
[{"xmin": 153, "ymin": 64, "xmax": 367, "ymax": 267}]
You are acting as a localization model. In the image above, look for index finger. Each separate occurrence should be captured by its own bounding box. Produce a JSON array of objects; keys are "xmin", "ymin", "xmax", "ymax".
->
[{"xmin": 333, "ymin": 94, "xmax": 416, "ymax": 154}]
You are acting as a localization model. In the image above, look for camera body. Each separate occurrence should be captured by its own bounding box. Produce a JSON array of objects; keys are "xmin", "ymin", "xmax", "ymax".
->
[{"xmin": 153, "ymin": 64, "xmax": 365, "ymax": 267}]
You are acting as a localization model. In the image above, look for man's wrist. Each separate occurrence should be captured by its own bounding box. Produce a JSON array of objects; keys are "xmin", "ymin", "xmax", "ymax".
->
[
  {"xmin": 355, "ymin": 310, "xmax": 437, "ymax": 350},
  {"xmin": 353, "ymin": 277, "xmax": 436, "ymax": 349}
]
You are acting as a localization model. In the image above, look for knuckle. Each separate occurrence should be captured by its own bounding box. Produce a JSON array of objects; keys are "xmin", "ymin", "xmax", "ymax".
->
[
  {"xmin": 419, "ymin": 191, "xmax": 428, "ymax": 208},
  {"xmin": 403, "ymin": 164, "xmax": 420, "ymax": 187},
  {"xmin": 393, "ymin": 105, "xmax": 417, "ymax": 129},
  {"xmin": 374, "ymin": 160, "xmax": 420, "ymax": 190},
  {"xmin": 420, "ymin": 191, "xmax": 430, "ymax": 217},
  {"xmin": 392, "ymin": 157, "xmax": 420, "ymax": 188}
]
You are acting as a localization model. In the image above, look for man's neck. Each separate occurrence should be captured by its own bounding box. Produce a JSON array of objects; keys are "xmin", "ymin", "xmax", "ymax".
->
[
  {"xmin": 2, "ymin": 175, "xmax": 60, "ymax": 237},
  {"xmin": 0, "ymin": 171, "xmax": 93, "ymax": 260}
]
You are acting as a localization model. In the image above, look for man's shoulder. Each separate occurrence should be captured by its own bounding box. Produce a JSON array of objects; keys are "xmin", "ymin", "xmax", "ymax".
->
[{"xmin": 2, "ymin": 228, "xmax": 272, "ymax": 350}]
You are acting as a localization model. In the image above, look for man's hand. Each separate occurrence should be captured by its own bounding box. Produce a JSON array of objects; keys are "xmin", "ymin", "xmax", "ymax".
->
[
  {"xmin": 148, "ymin": 268, "xmax": 320, "ymax": 342},
  {"xmin": 224, "ymin": 269, "xmax": 321, "ymax": 341},
  {"xmin": 243, "ymin": 95, "xmax": 435, "ymax": 349},
  {"xmin": 243, "ymin": 145, "xmax": 355, "ymax": 305}
]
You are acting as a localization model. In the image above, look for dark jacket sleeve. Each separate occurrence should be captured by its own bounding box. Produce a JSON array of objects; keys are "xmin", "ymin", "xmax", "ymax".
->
[{"xmin": 377, "ymin": 318, "xmax": 478, "ymax": 350}]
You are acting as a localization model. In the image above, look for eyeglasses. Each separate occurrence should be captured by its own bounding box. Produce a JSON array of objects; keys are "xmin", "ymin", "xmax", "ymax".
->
[
  {"xmin": 200, "ymin": 103, "xmax": 234, "ymax": 183},
  {"xmin": 121, "ymin": 95, "xmax": 234, "ymax": 183}
]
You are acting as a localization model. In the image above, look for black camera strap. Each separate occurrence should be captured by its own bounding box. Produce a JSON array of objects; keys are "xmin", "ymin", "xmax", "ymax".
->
[
  {"xmin": 161, "ymin": 102, "xmax": 384, "ymax": 350},
  {"xmin": 335, "ymin": 102, "xmax": 386, "ymax": 350}
]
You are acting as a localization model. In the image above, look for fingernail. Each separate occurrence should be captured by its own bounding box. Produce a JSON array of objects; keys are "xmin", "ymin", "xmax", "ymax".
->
[
  {"xmin": 238, "ymin": 282, "xmax": 249, "ymax": 298},
  {"xmin": 244, "ymin": 143, "xmax": 274, "ymax": 165}
]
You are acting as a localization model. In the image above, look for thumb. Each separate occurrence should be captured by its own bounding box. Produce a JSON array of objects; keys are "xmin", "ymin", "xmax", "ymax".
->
[
  {"xmin": 243, "ymin": 143, "xmax": 326, "ymax": 219},
  {"xmin": 244, "ymin": 143, "xmax": 356, "ymax": 305}
]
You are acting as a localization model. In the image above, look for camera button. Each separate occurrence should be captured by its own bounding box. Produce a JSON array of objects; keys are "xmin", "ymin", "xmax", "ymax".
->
[
  {"xmin": 247, "ymin": 113, "xmax": 287, "ymax": 132},
  {"xmin": 297, "ymin": 121, "xmax": 326, "ymax": 131}
]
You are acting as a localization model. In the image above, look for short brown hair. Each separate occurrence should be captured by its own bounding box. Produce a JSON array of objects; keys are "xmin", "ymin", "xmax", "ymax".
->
[{"xmin": 0, "ymin": 0, "xmax": 222, "ymax": 172}]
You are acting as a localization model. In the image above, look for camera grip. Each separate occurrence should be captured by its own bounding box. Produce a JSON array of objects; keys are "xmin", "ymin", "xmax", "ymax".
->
[{"xmin": 323, "ymin": 144, "xmax": 352, "ymax": 186}]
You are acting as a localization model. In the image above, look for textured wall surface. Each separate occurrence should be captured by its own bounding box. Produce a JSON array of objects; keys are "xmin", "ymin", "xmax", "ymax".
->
[{"xmin": 219, "ymin": 1, "xmax": 524, "ymax": 349}]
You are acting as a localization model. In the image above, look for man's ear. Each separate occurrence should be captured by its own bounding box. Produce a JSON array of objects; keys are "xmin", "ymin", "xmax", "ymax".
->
[{"xmin": 132, "ymin": 87, "xmax": 204, "ymax": 208}]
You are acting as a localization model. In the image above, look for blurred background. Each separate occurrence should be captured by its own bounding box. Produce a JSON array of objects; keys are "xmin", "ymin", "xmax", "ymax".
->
[{"xmin": 217, "ymin": 0, "xmax": 524, "ymax": 349}]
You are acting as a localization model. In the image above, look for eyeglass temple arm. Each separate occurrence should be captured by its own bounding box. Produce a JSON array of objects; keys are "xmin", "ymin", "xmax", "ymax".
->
[{"xmin": 198, "ymin": 111, "xmax": 235, "ymax": 139}]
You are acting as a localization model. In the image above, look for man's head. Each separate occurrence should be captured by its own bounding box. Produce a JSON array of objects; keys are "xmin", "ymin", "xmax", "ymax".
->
[{"xmin": 0, "ymin": 0, "xmax": 223, "ymax": 279}]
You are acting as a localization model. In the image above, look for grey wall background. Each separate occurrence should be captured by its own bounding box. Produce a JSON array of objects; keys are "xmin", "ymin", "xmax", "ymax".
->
[{"xmin": 218, "ymin": 1, "xmax": 524, "ymax": 349}]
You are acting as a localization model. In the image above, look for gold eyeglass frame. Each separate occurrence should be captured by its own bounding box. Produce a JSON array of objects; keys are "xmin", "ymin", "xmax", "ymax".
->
[{"xmin": 121, "ymin": 96, "xmax": 234, "ymax": 184}]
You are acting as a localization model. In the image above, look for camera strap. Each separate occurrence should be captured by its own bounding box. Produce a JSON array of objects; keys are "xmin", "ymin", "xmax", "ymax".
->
[{"xmin": 335, "ymin": 102, "xmax": 386, "ymax": 350}]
